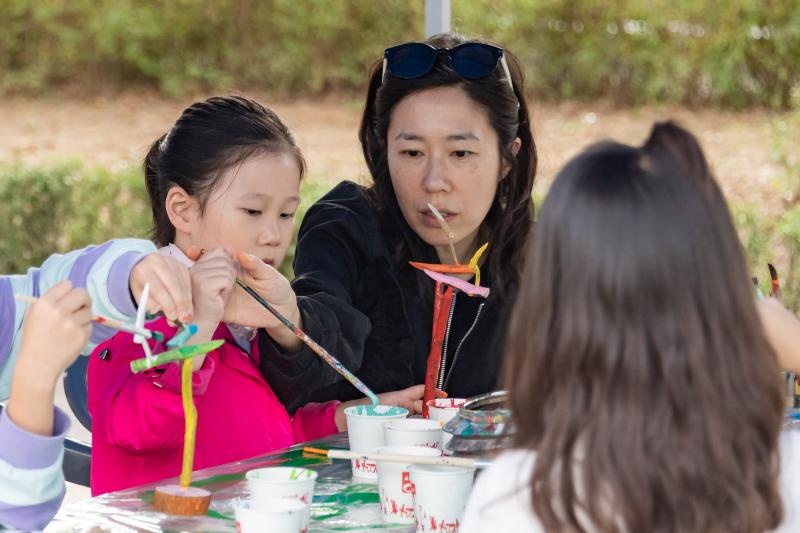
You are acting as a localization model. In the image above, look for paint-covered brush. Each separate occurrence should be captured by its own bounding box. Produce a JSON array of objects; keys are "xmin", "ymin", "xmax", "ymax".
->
[
  {"xmin": 235, "ymin": 278, "xmax": 380, "ymax": 406},
  {"xmin": 13, "ymin": 294, "xmax": 165, "ymax": 342},
  {"xmin": 769, "ymin": 263, "xmax": 781, "ymax": 299},
  {"xmin": 303, "ymin": 447, "xmax": 491, "ymax": 469},
  {"xmin": 427, "ymin": 202, "xmax": 460, "ymax": 264}
]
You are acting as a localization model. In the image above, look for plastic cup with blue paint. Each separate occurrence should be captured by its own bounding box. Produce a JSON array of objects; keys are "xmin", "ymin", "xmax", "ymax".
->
[
  {"xmin": 245, "ymin": 466, "xmax": 317, "ymax": 529},
  {"xmin": 344, "ymin": 405, "xmax": 409, "ymax": 480}
]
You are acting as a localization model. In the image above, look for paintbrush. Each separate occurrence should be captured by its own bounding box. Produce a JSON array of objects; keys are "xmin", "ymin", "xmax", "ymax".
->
[
  {"xmin": 235, "ymin": 279, "xmax": 380, "ymax": 405},
  {"xmin": 768, "ymin": 263, "xmax": 781, "ymax": 299},
  {"xmin": 303, "ymin": 446, "xmax": 491, "ymax": 469},
  {"xmin": 427, "ymin": 202, "xmax": 459, "ymax": 264},
  {"xmin": 14, "ymin": 293, "xmax": 165, "ymax": 342}
]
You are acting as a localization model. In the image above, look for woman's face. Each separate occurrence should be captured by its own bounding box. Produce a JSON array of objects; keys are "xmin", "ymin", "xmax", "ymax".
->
[{"xmin": 387, "ymin": 85, "xmax": 506, "ymax": 263}]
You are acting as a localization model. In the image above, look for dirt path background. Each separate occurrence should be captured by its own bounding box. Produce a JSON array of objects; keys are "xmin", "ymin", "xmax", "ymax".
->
[{"xmin": 0, "ymin": 93, "xmax": 791, "ymax": 211}]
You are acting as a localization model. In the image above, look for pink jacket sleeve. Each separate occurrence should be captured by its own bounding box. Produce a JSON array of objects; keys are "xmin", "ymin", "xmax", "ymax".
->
[
  {"xmin": 290, "ymin": 401, "xmax": 341, "ymax": 443},
  {"xmin": 92, "ymin": 334, "xmax": 218, "ymax": 453}
]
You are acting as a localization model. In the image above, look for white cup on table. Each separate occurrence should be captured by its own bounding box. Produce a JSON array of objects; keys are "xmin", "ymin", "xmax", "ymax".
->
[
  {"xmin": 408, "ymin": 464, "xmax": 475, "ymax": 533},
  {"xmin": 344, "ymin": 405, "xmax": 409, "ymax": 480},
  {"xmin": 375, "ymin": 445, "xmax": 442, "ymax": 525},
  {"xmin": 233, "ymin": 498, "xmax": 306, "ymax": 533},
  {"xmin": 384, "ymin": 418, "xmax": 443, "ymax": 450},
  {"xmin": 426, "ymin": 398, "xmax": 466, "ymax": 451},
  {"xmin": 245, "ymin": 466, "xmax": 317, "ymax": 529}
]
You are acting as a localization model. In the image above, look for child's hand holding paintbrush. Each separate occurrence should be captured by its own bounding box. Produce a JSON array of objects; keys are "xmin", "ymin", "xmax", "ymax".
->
[
  {"xmin": 8, "ymin": 281, "xmax": 92, "ymax": 436},
  {"xmin": 220, "ymin": 250, "xmax": 304, "ymax": 352}
]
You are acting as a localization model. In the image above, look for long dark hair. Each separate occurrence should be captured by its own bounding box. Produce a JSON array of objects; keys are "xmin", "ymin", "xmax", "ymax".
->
[
  {"xmin": 502, "ymin": 122, "xmax": 784, "ymax": 532},
  {"xmin": 144, "ymin": 95, "xmax": 306, "ymax": 246},
  {"xmin": 358, "ymin": 33, "xmax": 536, "ymax": 299}
]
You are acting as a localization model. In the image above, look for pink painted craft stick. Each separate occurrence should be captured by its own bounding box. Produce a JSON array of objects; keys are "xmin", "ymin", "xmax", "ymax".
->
[{"xmin": 422, "ymin": 270, "xmax": 491, "ymax": 298}]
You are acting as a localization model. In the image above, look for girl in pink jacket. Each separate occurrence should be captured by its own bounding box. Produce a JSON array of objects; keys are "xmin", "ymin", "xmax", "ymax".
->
[{"xmin": 88, "ymin": 96, "xmax": 424, "ymax": 495}]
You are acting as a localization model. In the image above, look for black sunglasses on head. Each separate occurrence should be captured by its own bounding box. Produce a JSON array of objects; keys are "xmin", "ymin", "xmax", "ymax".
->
[{"xmin": 382, "ymin": 42, "xmax": 514, "ymax": 91}]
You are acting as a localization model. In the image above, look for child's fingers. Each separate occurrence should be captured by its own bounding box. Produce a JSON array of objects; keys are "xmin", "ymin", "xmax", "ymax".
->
[
  {"xmin": 41, "ymin": 280, "xmax": 74, "ymax": 302},
  {"xmin": 72, "ymin": 305, "xmax": 93, "ymax": 329},
  {"xmin": 202, "ymin": 272, "xmax": 237, "ymax": 294},
  {"xmin": 237, "ymin": 251, "xmax": 276, "ymax": 281},
  {"xmin": 57, "ymin": 287, "xmax": 92, "ymax": 314},
  {"xmin": 198, "ymin": 246, "xmax": 234, "ymax": 264},
  {"xmin": 151, "ymin": 259, "xmax": 193, "ymax": 321},
  {"xmin": 144, "ymin": 277, "xmax": 179, "ymax": 322},
  {"xmin": 185, "ymin": 245, "xmax": 203, "ymax": 261}
]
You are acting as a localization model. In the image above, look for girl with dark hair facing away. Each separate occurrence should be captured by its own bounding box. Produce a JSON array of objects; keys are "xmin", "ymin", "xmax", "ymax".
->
[
  {"xmin": 462, "ymin": 122, "xmax": 800, "ymax": 532},
  {"xmin": 256, "ymin": 33, "xmax": 537, "ymax": 412},
  {"xmin": 87, "ymin": 95, "xmax": 423, "ymax": 495}
]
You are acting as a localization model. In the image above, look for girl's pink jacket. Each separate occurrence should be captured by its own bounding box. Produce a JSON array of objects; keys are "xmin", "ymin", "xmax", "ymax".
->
[{"xmin": 87, "ymin": 318, "xmax": 339, "ymax": 495}]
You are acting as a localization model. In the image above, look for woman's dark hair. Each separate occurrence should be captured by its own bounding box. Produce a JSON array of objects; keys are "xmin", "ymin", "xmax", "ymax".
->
[
  {"xmin": 144, "ymin": 95, "xmax": 306, "ymax": 245},
  {"xmin": 358, "ymin": 33, "xmax": 536, "ymax": 299},
  {"xmin": 502, "ymin": 122, "xmax": 784, "ymax": 532}
]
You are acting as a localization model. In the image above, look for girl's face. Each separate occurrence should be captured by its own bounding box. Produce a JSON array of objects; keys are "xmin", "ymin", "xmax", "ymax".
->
[
  {"xmin": 387, "ymin": 85, "xmax": 509, "ymax": 263},
  {"xmin": 183, "ymin": 152, "xmax": 301, "ymax": 267}
]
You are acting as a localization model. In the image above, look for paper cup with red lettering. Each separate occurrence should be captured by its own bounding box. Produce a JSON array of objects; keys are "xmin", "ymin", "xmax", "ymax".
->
[
  {"xmin": 345, "ymin": 405, "xmax": 409, "ymax": 480},
  {"xmin": 383, "ymin": 418, "xmax": 443, "ymax": 450},
  {"xmin": 245, "ymin": 466, "xmax": 317, "ymax": 528},
  {"xmin": 409, "ymin": 464, "xmax": 475, "ymax": 533},
  {"xmin": 233, "ymin": 498, "xmax": 306, "ymax": 533},
  {"xmin": 375, "ymin": 445, "xmax": 442, "ymax": 524},
  {"xmin": 426, "ymin": 398, "xmax": 466, "ymax": 450}
]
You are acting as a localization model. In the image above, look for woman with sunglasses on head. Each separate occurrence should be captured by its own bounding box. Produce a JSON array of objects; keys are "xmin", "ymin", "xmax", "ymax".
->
[{"xmin": 255, "ymin": 33, "xmax": 536, "ymax": 413}]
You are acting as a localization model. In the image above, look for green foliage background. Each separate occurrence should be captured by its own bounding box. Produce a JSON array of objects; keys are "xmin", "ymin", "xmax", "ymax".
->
[
  {"xmin": 1, "ymin": 0, "xmax": 798, "ymax": 109},
  {"xmin": 3, "ymin": 116, "xmax": 800, "ymax": 310}
]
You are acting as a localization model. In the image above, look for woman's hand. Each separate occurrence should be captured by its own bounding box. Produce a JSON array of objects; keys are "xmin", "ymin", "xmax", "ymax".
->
[{"xmin": 334, "ymin": 385, "xmax": 426, "ymax": 430}]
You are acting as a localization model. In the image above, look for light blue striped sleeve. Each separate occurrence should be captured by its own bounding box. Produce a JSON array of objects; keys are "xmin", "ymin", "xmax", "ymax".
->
[
  {"xmin": 0, "ymin": 406, "xmax": 70, "ymax": 531},
  {"xmin": 0, "ymin": 238, "xmax": 157, "ymax": 401}
]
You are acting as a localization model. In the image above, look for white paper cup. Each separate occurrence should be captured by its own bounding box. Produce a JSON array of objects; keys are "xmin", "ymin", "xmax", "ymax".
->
[
  {"xmin": 233, "ymin": 498, "xmax": 306, "ymax": 533},
  {"xmin": 375, "ymin": 445, "xmax": 442, "ymax": 524},
  {"xmin": 409, "ymin": 464, "xmax": 475, "ymax": 533},
  {"xmin": 245, "ymin": 467, "xmax": 317, "ymax": 528},
  {"xmin": 384, "ymin": 418, "xmax": 443, "ymax": 450},
  {"xmin": 345, "ymin": 405, "xmax": 409, "ymax": 480},
  {"xmin": 426, "ymin": 398, "xmax": 466, "ymax": 450}
]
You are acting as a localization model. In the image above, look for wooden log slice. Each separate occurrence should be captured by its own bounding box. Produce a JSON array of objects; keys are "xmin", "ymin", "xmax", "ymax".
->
[{"xmin": 153, "ymin": 484, "xmax": 211, "ymax": 515}]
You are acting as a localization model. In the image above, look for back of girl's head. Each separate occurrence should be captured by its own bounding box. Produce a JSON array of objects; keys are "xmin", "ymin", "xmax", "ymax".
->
[
  {"xmin": 359, "ymin": 32, "xmax": 536, "ymax": 298},
  {"xmin": 144, "ymin": 95, "xmax": 305, "ymax": 245},
  {"xmin": 503, "ymin": 121, "xmax": 783, "ymax": 532}
]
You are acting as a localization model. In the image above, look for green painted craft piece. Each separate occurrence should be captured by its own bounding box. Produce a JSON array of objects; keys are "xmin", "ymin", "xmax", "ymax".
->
[{"xmin": 130, "ymin": 340, "xmax": 224, "ymax": 372}]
